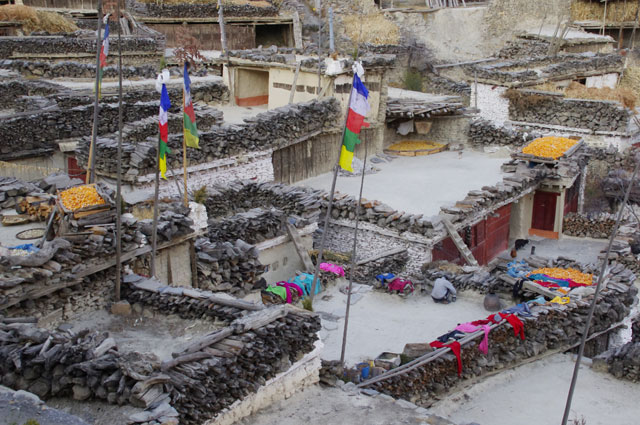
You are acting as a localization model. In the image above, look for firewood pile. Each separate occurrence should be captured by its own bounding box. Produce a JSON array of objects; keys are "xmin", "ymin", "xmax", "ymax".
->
[
  {"xmin": 422, "ymin": 262, "xmax": 500, "ymax": 293},
  {"xmin": 386, "ymin": 97, "xmax": 463, "ymax": 120},
  {"xmin": 562, "ymin": 212, "xmax": 615, "ymax": 239},
  {"xmin": 77, "ymin": 98, "xmax": 341, "ymax": 180},
  {"xmin": 0, "ymin": 300, "xmax": 322, "ymax": 425},
  {"xmin": 122, "ymin": 276, "xmax": 261, "ymax": 324},
  {"xmin": 360, "ymin": 260, "xmax": 637, "ymax": 404},
  {"xmin": 204, "ymin": 180, "xmax": 324, "ymax": 222},
  {"xmin": 598, "ymin": 317, "xmax": 640, "ymax": 382},
  {"xmin": 195, "ymin": 237, "xmax": 265, "ymax": 296},
  {"xmin": 165, "ymin": 307, "xmax": 321, "ymax": 425},
  {"xmin": 208, "ymin": 208, "xmax": 285, "ymax": 244}
]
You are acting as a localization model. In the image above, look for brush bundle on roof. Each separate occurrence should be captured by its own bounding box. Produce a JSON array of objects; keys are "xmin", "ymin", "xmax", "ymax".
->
[
  {"xmin": 571, "ymin": 0, "xmax": 639, "ymax": 22},
  {"xmin": 0, "ymin": 5, "xmax": 78, "ymax": 34}
]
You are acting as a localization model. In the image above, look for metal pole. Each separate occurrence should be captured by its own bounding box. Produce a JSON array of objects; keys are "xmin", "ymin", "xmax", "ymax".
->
[
  {"xmin": 115, "ymin": 0, "xmax": 123, "ymax": 301},
  {"xmin": 340, "ymin": 140, "xmax": 368, "ymax": 364},
  {"xmin": 329, "ymin": 7, "xmax": 335, "ymax": 53},
  {"xmin": 86, "ymin": 0, "xmax": 104, "ymax": 184},
  {"xmin": 560, "ymin": 157, "xmax": 639, "ymax": 425},
  {"xmin": 151, "ymin": 136, "xmax": 161, "ymax": 278},
  {"xmin": 474, "ymin": 70, "xmax": 478, "ymax": 110},
  {"xmin": 309, "ymin": 73, "xmax": 357, "ymax": 300}
]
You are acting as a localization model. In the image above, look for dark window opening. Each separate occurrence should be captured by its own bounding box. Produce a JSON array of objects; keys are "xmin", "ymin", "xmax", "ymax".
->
[{"xmin": 255, "ymin": 24, "xmax": 293, "ymax": 48}]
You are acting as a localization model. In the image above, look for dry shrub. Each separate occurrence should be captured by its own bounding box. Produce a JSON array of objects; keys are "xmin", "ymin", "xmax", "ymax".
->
[
  {"xmin": 532, "ymin": 80, "xmax": 638, "ymax": 109},
  {"xmin": 620, "ymin": 66, "xmax": 640, "ymax": 99},
  {"xmin": 564, "ymin": 82, "xmax": 636, "ymax": 109},
  {"xmin": 571, "ymin": 0, "xmax": 639, "ymax": 22},
  {"xmin": 0, "ymin": 5, "xmax": 78, "ymax": 34},
  {"xmin": 502, "ymin": 88, "xmax": 551, "ymax": 109},
  {"xmin": 342, "ymin": 12, "xmax": 399, "ymax": 45}
]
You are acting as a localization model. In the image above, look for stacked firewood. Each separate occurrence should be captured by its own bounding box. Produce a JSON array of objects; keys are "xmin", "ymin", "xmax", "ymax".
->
[
  {"xmin": 0, "ymin": 319, "xmax": 148, "ymax": 405},
  {"xmin": 164, "ymin": 307, "xmax": 321, "ymax": 425},
  {"xmin": 208, "ymin": 208, "xmax": 285, "ymax": 244},
  {"xmin": 195, "ymin": 237, "xmax": 265, "ymax": 296},
  {"xmin": 563, "ymin": 213, "xmax": 615, "ymax": 239}
]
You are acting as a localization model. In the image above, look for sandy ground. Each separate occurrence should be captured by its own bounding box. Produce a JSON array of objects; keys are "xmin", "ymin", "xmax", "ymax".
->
[
  {"xmin": 315, "ymin": 279, "xmax": 490, "ymax": 366},
  {"xmin": 299, "ymin": 151, "xmax": 507, "ymax": 217},
  {"xmin": 431, "ymin": 353, "xmax": 640, "ymax": 425},
  {"xmin": 238, "ymin": 384, "xmax": 452, "ymax": 425},
  {"xmin": 217, "ymin": 103, "xmax": 268, "ymax": 125},
  {"xmin": 68, "ymin": 309, "xmax": 220, "ymax": 362}
]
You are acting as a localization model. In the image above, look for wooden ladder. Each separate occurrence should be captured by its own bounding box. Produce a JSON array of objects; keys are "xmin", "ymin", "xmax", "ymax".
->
[
  {"xmin": 285, "ymin": 222, "xmax": 315, "ymax": 273},
  {"xmin": 442, "ymin": 217, "xmax": 479, "ymax": 267}
]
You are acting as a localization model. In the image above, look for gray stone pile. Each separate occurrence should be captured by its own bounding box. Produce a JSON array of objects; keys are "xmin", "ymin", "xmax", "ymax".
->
[
  {"xmin": 424, "ymin": 73, "xmax": 471, "ymax": 99},
  {"xmin": 468, "ymin": 118, "xmax": 541, "ymax": 147},
  {"xmin": 195, "ymin": 237, "xmax": 265, "ymax": 296},
  {"xmin": 508, "ymin": 90, "xmax": 631, "ymax": 132},
  {"xmin": 0, "ymin": 177, "xmax": 41, "ymax": 209},
  {"xmin": 365, "ymin": 260, "xmax": 637, "ymax": 404}
]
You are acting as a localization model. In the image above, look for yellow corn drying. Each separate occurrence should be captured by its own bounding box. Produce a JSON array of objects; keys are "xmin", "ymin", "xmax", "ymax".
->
[
  {"xmin": 522, "ymin": 137, "xmax": 577, "ymax": 160},
  {"xmin": 59, "ymin": 185, "xmax": 106, "ymax": 211},
  {"xmin": 529, "ymin": 267, "xmax": 593, "ymax": 286}
]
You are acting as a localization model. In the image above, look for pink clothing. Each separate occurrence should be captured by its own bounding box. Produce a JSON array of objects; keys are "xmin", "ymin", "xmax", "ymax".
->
[
  {"xmin": 319, "ymin": 262, "xmax": 345, "ymax": 277},
  {"xmin": 276, "ymin": 281, "xmax": 303, "ymax": 304},
  {"xmin": 455, "ymin": 323, "xmax": 492, "ymax": 354},
  {"xmin": 388, "ymin": 278, "xmax": 414, "ymax": 293}
]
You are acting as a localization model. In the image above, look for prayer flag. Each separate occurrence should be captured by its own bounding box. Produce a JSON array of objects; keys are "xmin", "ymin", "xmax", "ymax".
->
[
  {"xmin": 339, "ymin": 73, "xmax": 370, "ymax": 172},
  {"xmin": 97, "ymin": 22, "xmax": 109, "ymax": 98},
  {"xmin": 158, "ymin": 84, "xmax": 171, "ymax": 179},
  {"xmin": 183, "ymin": 63, "xmax": 199, "ymax": 149}
]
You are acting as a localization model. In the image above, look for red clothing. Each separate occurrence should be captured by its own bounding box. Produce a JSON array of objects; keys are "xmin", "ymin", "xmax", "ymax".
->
[
  {"xmin": 473, "ymin": 313, "xmax": 525, "ymax": 340},
  {"xmin": 430, "ymin": 340, "xmax": 462, "ymax": 376}
]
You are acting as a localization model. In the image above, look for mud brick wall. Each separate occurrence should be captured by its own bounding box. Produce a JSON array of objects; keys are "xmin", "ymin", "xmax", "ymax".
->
[
  {"xmin": 367, "ymin": 263, "xmax": 637, "ymax": 404},
  {"xmin": 508, "ymin": 90, "xmax": 631, "ymax": 132},
  {"xmin": 468, "ymin": 118, "xmax": 542, "ymax": 147}
]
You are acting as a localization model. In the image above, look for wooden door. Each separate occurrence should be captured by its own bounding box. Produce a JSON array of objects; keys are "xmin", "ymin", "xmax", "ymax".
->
[{"xmin": 531, "ymin": 191, "xmax": 558, "ymax": 231}]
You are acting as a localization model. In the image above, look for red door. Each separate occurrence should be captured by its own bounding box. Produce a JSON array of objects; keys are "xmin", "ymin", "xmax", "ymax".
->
[
  {"xmin": 485, "ymin": 204, "xmax": 511, "ymax": 263},
  {"xmin": 67, "ymin": 155, "xmax": 86, "ymax": 182},
  {"xmin": 531, "ymin": 191, "xmax": 559, "ymax": 238}
]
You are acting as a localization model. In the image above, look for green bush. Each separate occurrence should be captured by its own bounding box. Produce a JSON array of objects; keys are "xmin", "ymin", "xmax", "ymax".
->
[{"xmin": 403, "ymin": 69, "xmax": 423, "ymax": 92}]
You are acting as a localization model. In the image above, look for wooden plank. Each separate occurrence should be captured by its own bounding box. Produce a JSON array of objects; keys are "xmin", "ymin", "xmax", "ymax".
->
[
  {"xmin": 442, "ymin": 217, "xmax": 479, "ymax": 266},
  {"xmin": 285, "ymin": 222, "xmax": 315, "ymax": 273},
  {"xmin": 522, "ymin": 280, "xmax": 558, "ymax": 299}
]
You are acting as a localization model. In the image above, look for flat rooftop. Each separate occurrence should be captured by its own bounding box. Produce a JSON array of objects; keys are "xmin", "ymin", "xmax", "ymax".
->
[
  {"xmin": 315, "ymin": 280, "xmax": 489, "ymax": 366},
  {"xmin": 299, "ymin": 150, "xmax": 507, "ymax": 218}
]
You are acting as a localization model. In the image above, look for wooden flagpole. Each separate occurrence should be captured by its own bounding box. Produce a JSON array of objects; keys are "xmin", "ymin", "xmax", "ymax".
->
[
  {"xmin": 340, "ymin": 137, "xmax": 368, "ymax": 364},
  {"xmin": 309, "ymin": 72, "xmax": 356, "ymax": 301},
  {"xmin": 86, "ymin": 0, "xmax": 103, "ymax": 184},
  {"xmin": 115, "ymin": 0, "xmax": 123, "ymax": 300},
  {"xmin": 151, "ymin": 135, "xmax": 160, "ymax": 278},
  {"xmin": 182, "ymin": 82, "xmax": 189, "ymax": 207}
]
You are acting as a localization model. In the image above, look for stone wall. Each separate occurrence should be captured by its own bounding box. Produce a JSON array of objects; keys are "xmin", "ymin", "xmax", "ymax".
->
[
  {"xmin": 366, "ymin": 261, "xmax": 637, "ymax": 405},
  {"xmin": 468, "ymin": 118, "xmax": 541, "ymax": 147},
  {"xmin": 497, "ymin": 37, "xmax": 551, "ymax": 59},
  {"xmin": 507, "ymin": 89, "xmax": 631, "ymax": 132},
  {"xmin": 0, "ymin": 59, "xmax": 159, "ymax": 79}
]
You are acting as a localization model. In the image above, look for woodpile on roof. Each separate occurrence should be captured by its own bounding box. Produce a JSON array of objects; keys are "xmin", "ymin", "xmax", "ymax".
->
[{"xmin": 386, "ymin": 97, "xmax": 464, "ymax": 119}]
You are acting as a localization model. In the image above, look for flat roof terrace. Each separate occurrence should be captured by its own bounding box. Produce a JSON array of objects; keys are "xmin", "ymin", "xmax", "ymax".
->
[{"xmin": 299, "ymin": 150, "xmax": 507, "ymax": 217}]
